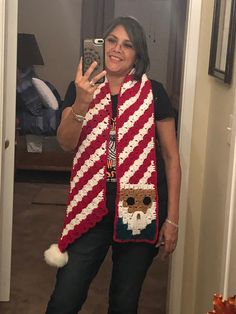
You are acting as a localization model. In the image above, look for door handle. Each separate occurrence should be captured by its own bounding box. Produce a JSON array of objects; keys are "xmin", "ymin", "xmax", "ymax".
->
[{"xmin": 5, "ymin": 139, "xmax": 10, "ymax": 149}]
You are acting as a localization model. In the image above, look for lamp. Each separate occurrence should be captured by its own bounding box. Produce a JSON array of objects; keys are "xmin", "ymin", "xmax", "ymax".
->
[{"xmin": 17, "ymin": 33, "xmax": 44, "ymax": 69}]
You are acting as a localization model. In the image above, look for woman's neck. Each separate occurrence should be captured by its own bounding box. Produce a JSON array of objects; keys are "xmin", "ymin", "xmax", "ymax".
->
[{"xmin": 107, "ymin": 74, "xmax": 125, "ymax": 95}]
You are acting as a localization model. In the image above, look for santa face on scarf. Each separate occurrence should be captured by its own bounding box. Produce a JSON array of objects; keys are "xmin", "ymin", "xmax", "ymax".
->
[{"xmin": 118, "ymin": 184, "xmax": 157, "ymax": 236}]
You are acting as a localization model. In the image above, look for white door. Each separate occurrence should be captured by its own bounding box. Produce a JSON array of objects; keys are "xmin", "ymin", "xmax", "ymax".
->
[{"xmin": 0, "ymin": 0, "xmax": 18, "ymax": 301}]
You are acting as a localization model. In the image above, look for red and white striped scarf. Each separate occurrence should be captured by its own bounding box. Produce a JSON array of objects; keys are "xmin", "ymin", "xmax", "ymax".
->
[{"xmin": 58, "ymin": 73, "xmax": 159, "ymax": 252}]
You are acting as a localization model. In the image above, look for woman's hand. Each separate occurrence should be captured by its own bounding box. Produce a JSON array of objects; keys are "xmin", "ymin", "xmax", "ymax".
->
[
  {"xmin": 57, "ymin": 59, "xmax": 106, "ymax": 151},
  {"xmin": 156, "ymin": 220, "xmax": 178, "ymax": 259},
  {"xmin": 73, "ymin": 58, "xmax": 106, "ymax": 116}
]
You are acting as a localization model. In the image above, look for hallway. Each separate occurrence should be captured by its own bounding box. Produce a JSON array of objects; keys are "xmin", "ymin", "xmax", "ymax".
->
[{"xmin": 0, "ymin": 171, "xmax": 169, "ymax": 314}]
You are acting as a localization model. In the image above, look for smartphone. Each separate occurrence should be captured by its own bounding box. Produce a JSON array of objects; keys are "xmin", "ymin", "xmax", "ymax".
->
[{"xmin": 82, "ymin": 38, "xmax": 105, "ymax": 84}]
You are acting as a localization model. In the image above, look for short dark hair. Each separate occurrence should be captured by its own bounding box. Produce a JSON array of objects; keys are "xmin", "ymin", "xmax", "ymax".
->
[{"xmin": 104, "ymin": 16, "xmax": 150, "ymax": 81}]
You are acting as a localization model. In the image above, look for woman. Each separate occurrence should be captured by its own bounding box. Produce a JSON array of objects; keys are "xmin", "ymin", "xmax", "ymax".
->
[{"xmin": 45, "ymin": 16, "xmax": 181, "ymax": 314}]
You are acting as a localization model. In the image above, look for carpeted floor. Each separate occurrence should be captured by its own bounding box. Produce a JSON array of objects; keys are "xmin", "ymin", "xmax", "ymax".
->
[{"xmin": 0, "ymin": 171, "xmax": 169, "ymax": 314}]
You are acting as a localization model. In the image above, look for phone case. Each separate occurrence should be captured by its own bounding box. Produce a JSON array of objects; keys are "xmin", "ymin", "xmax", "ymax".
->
[{"xmin": 83, "ymin": 38, "xmax": 105, "ymax": 84}]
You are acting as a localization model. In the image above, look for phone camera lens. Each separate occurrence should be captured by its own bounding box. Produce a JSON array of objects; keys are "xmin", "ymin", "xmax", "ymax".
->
[{"xmin": 85, "ymin": 57, "xmax": 92, "ymax": 65}]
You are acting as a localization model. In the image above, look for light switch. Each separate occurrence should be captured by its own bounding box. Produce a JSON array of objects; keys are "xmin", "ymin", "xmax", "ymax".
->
[{"xmin": 227, "ymin": 114, "xmax": 233, "ymax": 145}]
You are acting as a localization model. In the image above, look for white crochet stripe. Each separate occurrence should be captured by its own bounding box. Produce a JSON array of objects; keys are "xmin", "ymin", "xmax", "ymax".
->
[
  {"xmin": 121, "ymin": 140, "xmax": 154, "ymax": 183},
  {"xmin": 120, "ymin": 182, "xmax": 155, "ymax": 190},
  {"xmin": 66, "ymin": 167, "xmax": 105, "ymax": 215},
  {"xmin": 118, "ymin": 89, "xmax": 153, "ymax": 141},
  {"xmin": 118, "ymin": 115, "xmax": 153, "ymax": 163},
  {"xmin": 120, "ymin": 78, "xmax": 137, "ymax": 95},
  {"xmin": 72, "ymin": 116, "xmax": 109, "ymax": 171},
  {"xmin": 70, "ymin": 142, "xmax": 106, "ymax": 190},
  {"xmin": 62, "ymin": 190, "xmax": 104, "ymax": 238},
  {"xmin": 91, "ymin": 78, "xmax": 108, "ymax": 99},
  {"xmin": 84, "ymin": 94, "xmax": 111, "ymax": 124},
  {"xmin": 119, "ymin": 76, "xmax": 147, "ymax": 115},
  {"xmin": 138, "ymin": 160, "xmax": 155, "ymax": 185}
]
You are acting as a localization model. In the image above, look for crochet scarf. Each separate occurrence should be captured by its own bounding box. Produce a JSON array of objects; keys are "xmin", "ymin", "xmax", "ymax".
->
[{"xmin": 58, "ymin": 73, "xmax": 159, "ymax": 253}]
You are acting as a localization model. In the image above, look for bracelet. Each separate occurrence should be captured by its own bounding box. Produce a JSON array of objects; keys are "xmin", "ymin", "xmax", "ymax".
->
[
  {"xmin": 165, "ymin": 219, "xmax": 179, "ymax": 228},
  {"xmin": 71, "ymin": 106, "xmax": 85, "ymax": 123}
]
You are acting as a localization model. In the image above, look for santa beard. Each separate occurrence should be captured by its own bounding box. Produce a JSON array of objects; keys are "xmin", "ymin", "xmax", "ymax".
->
[{"xmin": 118, "ymin": 201, "xmax": 157, "ymax": 235}]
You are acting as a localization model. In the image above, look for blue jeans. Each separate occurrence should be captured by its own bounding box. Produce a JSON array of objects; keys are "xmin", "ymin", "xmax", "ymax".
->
[{"xmin": 45, "ymin": 192, "xmax": 159, "ymax": 314}]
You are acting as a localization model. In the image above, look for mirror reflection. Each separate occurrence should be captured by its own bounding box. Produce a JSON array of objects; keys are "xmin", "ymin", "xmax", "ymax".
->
[
  {"xmin": 13, "ymin": 1, "xmax": 187, "ymax": 312},
  {"xmin": 216, "ymin": 0, "xmax": 232, "ymax": 71}
]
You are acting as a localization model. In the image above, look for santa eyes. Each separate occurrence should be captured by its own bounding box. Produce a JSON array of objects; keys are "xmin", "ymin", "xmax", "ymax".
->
[
  {"xmin": 126, "ymin": 196, "xmax": 152, "ymax": 206},
  {"xmin": 127, "ymin": 197, "xmax": 135, "ymax": 205}
]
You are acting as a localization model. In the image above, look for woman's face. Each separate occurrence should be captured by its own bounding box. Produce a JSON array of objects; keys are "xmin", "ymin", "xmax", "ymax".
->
[{"xmin": 105, "ymin": 25, "xmax": 136, "ymax": 78}]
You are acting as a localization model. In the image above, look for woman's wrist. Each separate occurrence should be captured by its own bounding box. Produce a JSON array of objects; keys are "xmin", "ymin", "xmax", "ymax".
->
[
  {"xmin": 165, "ymin": 218, "xmax": 179, "ymax": 228},
  {"xmin": 71, "ymin": 106, "xmax": 86, "ymax": 123},
  {"xmin": 71, "ymin": 103, "xmax": 87, "ymax": 116}
]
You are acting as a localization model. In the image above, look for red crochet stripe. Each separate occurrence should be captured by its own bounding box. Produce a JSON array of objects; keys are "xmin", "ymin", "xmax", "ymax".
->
[
  {"xmin": 117, "ymin": 129, "xmax": 153, "ymax": 180},
  {"xmin": 119, "ymin": 75, "xmax": 141, "ymax": 99},
  {"xmin": 64, "ymin": 181, "xmax": 106, "ymax": 225},
  {"xmin": 129, "ymin": 149, "xmax": 155, "ymax": 184},
  {"xmin": 117, "ymin": 81, "xmax": 150, "ymax": 128},
  {"xmin": 77, "ymin": 107, "xmax": 110, "ymax": 145},
  {"xmin": 58, "ymin": 199, "xmax": 107, "ymax": 252},
  {"xmin": 78, "ymin": 82, "xmax": 111, "ymax": 145},
  {"xmin": 117, "ymin": 107, "xmax": 151, "ymax": 154},
  {"xmin": 67, "ymin": 162, "xmax": 105, "ymax": 210},
  {"xmin": 70, "ymin": 130, "xmax": 109, "ymax": 185}
]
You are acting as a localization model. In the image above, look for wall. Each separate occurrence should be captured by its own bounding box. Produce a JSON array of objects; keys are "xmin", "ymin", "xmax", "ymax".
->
[
  {"xmin": 114, "ymin": 0, "xmax": 172, "ymax": 85},
  {"xmin": 18, "ymin": 0, "xmax": 172, "ymax": 97},
  {"xmin": 18, "ymin": 0, "xmax": 82, "ymax": 98},
  {"xmin": 181, "ymin": 0, "xmax": 236, "ymax": 313}
]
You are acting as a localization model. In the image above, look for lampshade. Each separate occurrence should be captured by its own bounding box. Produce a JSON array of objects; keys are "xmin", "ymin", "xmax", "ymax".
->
[{"xmin": 17, "ymin": 33, "xmax": 44, "ymax": 69}]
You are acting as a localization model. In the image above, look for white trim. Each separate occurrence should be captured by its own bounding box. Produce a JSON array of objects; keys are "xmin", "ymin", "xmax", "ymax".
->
[
  {"xmin": 0, "ymin": 0, "xmax": 18, "ymax": 301},
  {"xmin": 221, "ymin": 86, "xmax": 236, "ymax": 297},
  {"xmin": 0, "ymin": 0, "xmax": 6, "ymax": 300},
  {"xmin": 167, "ymin": 0, "xmax": 203, "ymax": 313},
  {"xmin": 0, "ymin": 0, "xmax": 5, "ymax": 193}
]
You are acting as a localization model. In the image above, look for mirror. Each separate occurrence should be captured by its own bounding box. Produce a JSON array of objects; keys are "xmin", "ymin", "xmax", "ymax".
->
[{"xmin": 208, "ymin": 0, "xmax": 236, "ymax": 84}]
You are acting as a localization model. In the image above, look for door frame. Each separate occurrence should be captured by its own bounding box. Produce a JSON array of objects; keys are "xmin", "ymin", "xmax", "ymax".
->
[
  {"xmin": 0, "ymin": 0, "xmax": 17, "ymax": 301},
  {"xmin": 167, "ymin": 0, "xmax": 203, "ymax": 313},
  {"xmin": 221, "ymin": 85, "xmax": 236, "ymax": 296}
]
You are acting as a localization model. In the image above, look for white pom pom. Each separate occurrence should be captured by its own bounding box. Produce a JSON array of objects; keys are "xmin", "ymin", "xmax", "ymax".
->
[{"xmin": 44, "ymin": 244, "xmax": 68, "ymax": 267}]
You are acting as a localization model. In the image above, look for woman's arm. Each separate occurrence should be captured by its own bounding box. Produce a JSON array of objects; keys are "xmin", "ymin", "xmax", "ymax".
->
[
  {"xmin": 57, "ymin": 106, "xmax": 84, "ymax": 151},
  {"xmin": 57, "ymin": 59, "xmax": 106, "ymax": 151},
  {"xmin": 156, "ymin": 117, "xmax": 181, "ymax": 257}
]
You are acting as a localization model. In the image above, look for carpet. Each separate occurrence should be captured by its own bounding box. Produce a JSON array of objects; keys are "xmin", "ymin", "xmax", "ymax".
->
[{"xmin": 31, "ymin": 184, "xmax": 69, "ymax": 205}]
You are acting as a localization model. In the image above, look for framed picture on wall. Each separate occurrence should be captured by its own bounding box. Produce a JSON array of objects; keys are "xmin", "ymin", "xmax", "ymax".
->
[{"xmin": 208, "ymin": 0, "xmax": 236, "ymax": 84}]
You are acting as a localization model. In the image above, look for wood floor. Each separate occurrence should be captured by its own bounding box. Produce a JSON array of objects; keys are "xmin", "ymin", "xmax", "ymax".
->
[{"xmin": 0, "ymin": 171, "xmax": 169, "ymax": 314}]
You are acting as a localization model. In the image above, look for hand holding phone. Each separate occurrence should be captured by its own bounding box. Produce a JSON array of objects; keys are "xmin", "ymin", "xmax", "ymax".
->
[{"xmin": 82, "ymin": 38, "xmax": 105, "ymax": 84}]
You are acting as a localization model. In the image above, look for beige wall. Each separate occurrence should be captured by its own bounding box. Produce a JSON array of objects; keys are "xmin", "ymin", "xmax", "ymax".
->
[
  {"xmin": 115, "ymin": 0, "xmax": 172, "ymax": 86},
  {"xmin": 181, "ymin": 0, "xmax": 236, "ymax": 313},
  {"xmin": 18, "ymin": 0, "xmax": 82, "ymax": 98}
]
